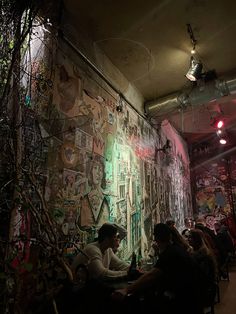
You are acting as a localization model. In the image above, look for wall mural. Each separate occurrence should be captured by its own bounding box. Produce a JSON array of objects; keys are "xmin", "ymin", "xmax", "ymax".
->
[
  {"xmin": 194, "ymin": 159, "xmax": 233, "ymax": 217},
  {"xmin": 39, "ymin": 52, "xmax": 192, "ymax": 259},
  {"xmin": 191, "ymin": 156, "xmax": 236, "ymax": 243}
]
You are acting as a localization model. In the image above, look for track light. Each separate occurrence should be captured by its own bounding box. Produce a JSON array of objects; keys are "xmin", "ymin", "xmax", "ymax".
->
[
  {"xmin": 211, "ymin": 117, "xmax": 224, "ymax": 129},
  {"xmin": 186, "ymin": 24, "xmax": 203, "ymax": 81},
  {"xmin": 215, "ymin": 125, "xmax": 227, "ymax": 145},
  {"xmin": 219, "ymin": 138, "xmax": 227, "ymax": 145},
  {"xmin": 216, "ymin": 120, "xmax": 224, "ymax": 129},
  {"xmin": 186, "ymin": 56, "xmax": 203, "ymax": 81},
  {"xmin": 191, "ymin": 44, "xmax": 196, "ymax": 55}
]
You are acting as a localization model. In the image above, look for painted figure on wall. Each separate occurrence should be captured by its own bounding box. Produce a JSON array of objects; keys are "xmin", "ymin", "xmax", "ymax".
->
[
  {"xmin": 57, "ymin": 65, "xmax": 82, "ymax": 116},
  {"xmin": 80, "ymin": 154, "xmax": 109, "ymax": 228}
]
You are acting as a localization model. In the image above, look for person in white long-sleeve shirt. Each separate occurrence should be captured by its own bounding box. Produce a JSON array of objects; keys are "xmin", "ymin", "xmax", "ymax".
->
[{"xmin": 72, "ymin": 223, "xmax": 129, "ymax": 281}]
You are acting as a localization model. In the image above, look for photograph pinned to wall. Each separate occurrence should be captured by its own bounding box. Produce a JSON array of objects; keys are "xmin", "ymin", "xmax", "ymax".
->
[
  {"xmin": 63, "ymin": 168, "xmax": 88, "ymax": 198},
  {"xmin": 62, "ymin": 199, "xmax": 80, "ymax": 236},
  {"xmin": 75, "ymin": 128, "xmax": 93, "ymax": 152},
  {"xmin": 60, "ymin": 142, "xmax": 79, "ymax": 168},
  {"xmin": 63, "ymin": 168, "xmax": 77, "ymax": 197}
]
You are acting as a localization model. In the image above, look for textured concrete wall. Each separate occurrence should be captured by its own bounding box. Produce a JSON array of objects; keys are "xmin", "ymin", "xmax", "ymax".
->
[{"xmin": 61, "ymin": 13, "xmax": 144, "ymax": 114}]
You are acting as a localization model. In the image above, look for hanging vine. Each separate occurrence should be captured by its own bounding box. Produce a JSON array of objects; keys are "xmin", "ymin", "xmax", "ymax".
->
[{"xmin": 0, "ymin": 1, "xmax": 74, "ymax": 313}]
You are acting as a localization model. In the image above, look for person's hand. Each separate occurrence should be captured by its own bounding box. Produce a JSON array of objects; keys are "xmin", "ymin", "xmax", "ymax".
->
[
  {"xmin": 128, "ymin": 268, "xmax": 143, "ymax": 280},
  {"xmin": 137, "ymin": 267, "xmax": 145, "ymax": 273},
  {"xmin": 111, "ymin": 288, "xmax": 128, "ymax": 302}
]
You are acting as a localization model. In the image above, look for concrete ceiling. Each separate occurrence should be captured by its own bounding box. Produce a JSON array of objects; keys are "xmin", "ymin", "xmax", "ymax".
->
[{"xmin": 63, "ymin": 0, "xmax": 236, "ymax": 145}]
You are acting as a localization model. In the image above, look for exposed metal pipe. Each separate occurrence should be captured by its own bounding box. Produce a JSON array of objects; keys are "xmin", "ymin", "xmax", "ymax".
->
[{"xmin": 145, "ymin": 77, "xmax": 236, "ymax": 117}]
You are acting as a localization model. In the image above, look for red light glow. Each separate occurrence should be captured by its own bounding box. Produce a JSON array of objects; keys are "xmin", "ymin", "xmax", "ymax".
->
[{"xmin": 217, "ymin": 120, "xmax": 224, "ymax": 129}]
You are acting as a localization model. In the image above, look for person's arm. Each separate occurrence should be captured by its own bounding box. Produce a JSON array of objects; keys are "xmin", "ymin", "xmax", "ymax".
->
[
  {"xmin": 127, "ymin": 267, "xmax": 162, "ymax": 294},
  {"xmin": 87, "ymin": 247, "xmax": 128, "ymax": 280},
  {"xmin": 113, "ymin": 267, "xmax": 162, "ymax": 298},
  {"xmin": 110, "ymin": 250, "xmax": 130, "ymax": 271}
]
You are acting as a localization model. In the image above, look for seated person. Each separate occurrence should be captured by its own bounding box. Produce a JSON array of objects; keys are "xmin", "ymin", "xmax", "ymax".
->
[
  {"xmin": 187, "ymin": 229, "xmax": 218, "ymax": 306},
  {"xmin": 71, "ymin": 223, "xmax": 129, "ymax": 282},
  {"xmin": 181, "ymin": 228, "xmax": 190, "ymax": 240},
  {"xmin": 215, "ymin": 221, "xmax": 234, "ymax": 261},
  {"xmin": 188, "ymin": 229, "xmax": 217, "ymax": 283},
  {"xmin": 214, "ymin": 221, "xmax": 234, "ymax": 279},
  {"xmin": 114, "ymin": 223, "xmax": 205, "ymax": 314},
  {"xmin": 111, "ymin": 223, "xmax": 127, "ymax": 254}
]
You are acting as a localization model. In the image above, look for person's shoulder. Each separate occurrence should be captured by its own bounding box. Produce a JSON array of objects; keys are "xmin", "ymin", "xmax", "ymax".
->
[
  {"xmin": 84, "ymin": 242, "xmax": 101, "ymax": 254},
  {"xmin": 108, "ymin": 247, "xmax": 117, "ymax": 257},
  {"xmin": 85, "ymin": 241, "xmax": 98, "ymax": 249}
]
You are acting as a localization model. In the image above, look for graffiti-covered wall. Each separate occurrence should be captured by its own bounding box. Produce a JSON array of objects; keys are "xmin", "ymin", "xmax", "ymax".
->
[
  {"xmin": 40, "ymin": 49, "xmax": 192, "ymax": 258},
  {"xmin": 192, "ymin": 155, "xmax": 236, "ymax": 226}
]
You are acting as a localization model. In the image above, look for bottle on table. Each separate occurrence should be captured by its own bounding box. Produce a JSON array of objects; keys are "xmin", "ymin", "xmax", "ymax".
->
[{"xmin": 128, "ymin": 251, "xmax": 137, "ymax": 278}]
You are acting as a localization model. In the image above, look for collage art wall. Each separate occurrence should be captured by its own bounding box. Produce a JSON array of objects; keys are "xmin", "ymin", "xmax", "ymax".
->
[
  {"xmin": 193, "ymin": 156, "xmax": 236, "ymax": 231},
  {"xmin": 40, "ymin": 51, "xmax": 192, "ymax": 259}
]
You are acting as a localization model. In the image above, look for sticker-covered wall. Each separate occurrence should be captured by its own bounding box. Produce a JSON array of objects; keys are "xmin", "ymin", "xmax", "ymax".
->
[
  {"xmin": 40, "ymin": 50, "xmax": 192, "ymax": 259},
  {"xmin": 192, "ymin": 157, "xmax": 236, "ymax": 223}
]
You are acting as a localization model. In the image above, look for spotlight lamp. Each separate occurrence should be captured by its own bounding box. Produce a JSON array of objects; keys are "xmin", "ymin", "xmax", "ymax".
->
[
  {"xmin": 187, "ymin": 24, "xmax": 197, "ymax": 54},
  {"xmin": 186, "ymin": 56, "xmax": 203, "ymax": 81},
  {"xmin": 191, "ymin": 44, "xmax": 196, "ymax": 55},
  {"xmin": 186, "ymin": 24, "xmax": 203, "ymax": 81},
  {"xmin": 215, "ymin": 125, "xmax": 227, "ymax": 145},
  {"xmin": 219, "ymin": 138, "xmax": 227, "ymax": 145},
  {"xmin": 211, "ymin": 117, "xmax": 224, "ymax": 129},
  {"xmin": 216, "ymin": 120, "xmax": 224, "ymax": 129}
]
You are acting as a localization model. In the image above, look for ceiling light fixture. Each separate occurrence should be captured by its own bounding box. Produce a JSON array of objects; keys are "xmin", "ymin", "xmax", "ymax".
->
[
  {"xmin": 186, "ymin": 56, "xmax": 203, "ymax": 81},
  {"xmin": 215, "ymin": 121, "xmax": 227, "ymax": 145},
  {"xmin": 187, "ymin": 24, "xmax": 197, "ymax": 55},
  {"xmin": 211, "ymin": 116, "xmax": 224, "ymax": 129},
  {"xmin": 216, "ymin": 120, "xmax": 224, "ymax": 129},
  {"xmin": 186, "ymin": 24, "xmax": 203, "ymax": 81},
  {"xmin": 219, "ymin": 138, "xmax": 227, "ymax": 145}
]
